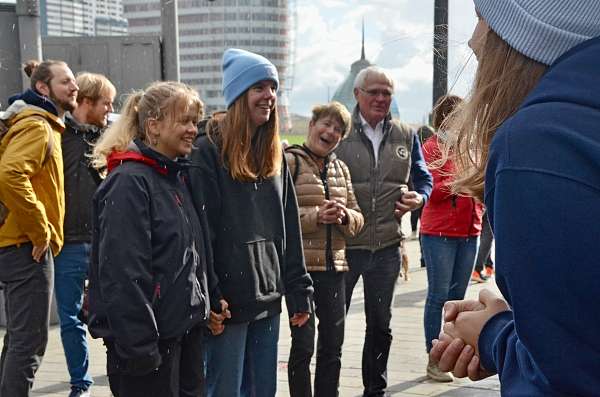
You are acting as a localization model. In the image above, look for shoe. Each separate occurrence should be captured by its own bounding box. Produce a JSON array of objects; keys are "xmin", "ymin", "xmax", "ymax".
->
[
  {"xmin": 69, "ymin": 387, "xmax": 91, "ymax": 397},
  {"xmin": 427, "ymin": 359, "xmax": 454, "ymax": 382},
  {"xmin": 483, "ymin": 266, "xmax": 494, "ymax": 278},
  {"xmin": 471, "ymin": 270, "xmax": 488, "ymax": 283}
]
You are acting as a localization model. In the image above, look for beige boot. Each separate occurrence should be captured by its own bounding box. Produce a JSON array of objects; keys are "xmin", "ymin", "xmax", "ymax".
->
[{"xmin": 426, "ymin": 358, "xmax": 454, "ymax": 382}]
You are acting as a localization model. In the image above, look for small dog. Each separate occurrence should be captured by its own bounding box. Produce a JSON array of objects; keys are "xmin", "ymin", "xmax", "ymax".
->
[{"xmin": 400, "ymin": 240, "xmax": 410, "ymax": 281}]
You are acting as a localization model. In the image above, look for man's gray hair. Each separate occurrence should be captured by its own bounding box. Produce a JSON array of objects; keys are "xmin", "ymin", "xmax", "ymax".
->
[{"xmin": 353, "ymin": 66, "xmax": 395, "ymax": 90}]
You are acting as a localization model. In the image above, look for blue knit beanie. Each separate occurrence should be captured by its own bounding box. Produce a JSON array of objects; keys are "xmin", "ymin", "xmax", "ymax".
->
[
  {"xmin": 474, "ymin": 0, "xmax": 600, "ymax": 65},
  {"xmin": 222, "ymin": 48, "xmax": 279, "ymax": 108}
]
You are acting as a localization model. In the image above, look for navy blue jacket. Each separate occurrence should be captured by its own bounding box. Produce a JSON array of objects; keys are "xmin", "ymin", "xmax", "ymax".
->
[{"xmin": 480, "ymin": 37, "xmax": 600, "ymax": 396}]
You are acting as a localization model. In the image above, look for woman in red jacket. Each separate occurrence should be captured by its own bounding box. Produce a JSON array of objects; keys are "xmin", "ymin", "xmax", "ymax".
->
[{"xmin": 420, "ymin": 95, "xmax": 483, "ymax": 382}]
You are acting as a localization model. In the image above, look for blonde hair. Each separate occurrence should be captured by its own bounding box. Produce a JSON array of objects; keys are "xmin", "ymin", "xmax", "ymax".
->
[
  {"xmin": 92, "ymin": 81, "xmax": 203, "ymax": 169},
  {"xmin": 76, "ymin": 72, "xmax": 116, "ymax": 104},
  {"xmin": 208, "ymin": 90, "xmax": 281, "ymax": 182},
  {"xmin": 449, "ymin": 28, "xmax": 546, "ymax": 200},
  {"xmin": 310, "ymin": 101, "xmax": 352, "ymax": 138}
]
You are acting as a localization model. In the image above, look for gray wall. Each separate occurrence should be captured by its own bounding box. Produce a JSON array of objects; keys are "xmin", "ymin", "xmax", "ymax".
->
[
  {"xmin": 0, "ymin": 3, "xmax": 23, "ymax": 109},
  {"xmin": 0, "ymin": 3, "xmax": 162, "ymax": 110},
  {"xmin": 43, "ymin": 35, "xmax": 162, "ymax": 109}
]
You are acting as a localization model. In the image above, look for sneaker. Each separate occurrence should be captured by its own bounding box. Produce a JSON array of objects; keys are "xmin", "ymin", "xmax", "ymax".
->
[
  {"xmin": 427, "ymin": 359, "xmax": 454, "ymax": 382},
  {"xmin": 483, "ymin": 266, "xmax": 494, "ymax": 278},
  {"xmin": 471, "ymin": 270, "xmax": 488, "ymax": 283},
  {"xmin": 69, "ymin": 387, "xmax": 91, "ymax": 397}
]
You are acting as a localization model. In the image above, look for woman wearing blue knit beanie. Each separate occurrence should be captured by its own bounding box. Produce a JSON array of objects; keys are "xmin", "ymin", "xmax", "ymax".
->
[
  {"xmin": 187, "ymin": 48, "xmax": 313, "ymax": 397},
  {"xmin": 429, "ymin": 1, "xmax": 600, "ymax": 396}
]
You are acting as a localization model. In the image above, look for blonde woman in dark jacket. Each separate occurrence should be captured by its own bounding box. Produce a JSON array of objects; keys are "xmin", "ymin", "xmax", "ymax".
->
[{"xmin": 286, "ymin": 101, "xmax": 364, "ymax": 397}]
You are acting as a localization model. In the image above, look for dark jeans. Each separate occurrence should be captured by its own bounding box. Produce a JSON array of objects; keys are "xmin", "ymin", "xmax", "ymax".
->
[
  {"xmin": 0, "ymin": 243, "xmax": 54, "ymax": 397},
  {"xmin": 474, "ymin": 212, "xmax": 494, "ymax": 272},
  {"xmin": 410, "ymin": 207, "xmax": 422, "ymax": 232},
  {"xmin": 345, "ymin": 245, "xmax": 401, "ymax": 397},
  {"xmin": 106, "ymin": 324, "xmax": 205, "ymax": 397},
  {"xmin": 288, "ymin": 271, "xmax": 346, "ymax": 397}
]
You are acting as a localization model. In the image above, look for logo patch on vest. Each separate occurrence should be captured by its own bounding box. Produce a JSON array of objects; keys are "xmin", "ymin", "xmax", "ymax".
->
[{"xmin": 395, "ymin": 145, "xmax": 409, "ymax": 160}]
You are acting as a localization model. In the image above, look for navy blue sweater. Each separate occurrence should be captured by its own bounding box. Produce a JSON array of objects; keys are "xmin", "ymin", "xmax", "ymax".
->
[{"xmin": 480, "ymin": 37, "xmax": 600, "ymax": 396}]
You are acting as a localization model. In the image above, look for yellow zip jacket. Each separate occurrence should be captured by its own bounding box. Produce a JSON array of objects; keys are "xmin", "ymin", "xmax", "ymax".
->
[{"xmin": 0, "ymin": 106, "xmax": 65, "ymax": 255}]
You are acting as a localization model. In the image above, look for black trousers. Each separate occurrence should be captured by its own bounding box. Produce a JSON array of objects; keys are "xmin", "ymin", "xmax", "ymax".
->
[
  {"xmin": 106, "ymin": 324, "xmax": 205, "ymax": 397},
  {"xmin": 474, "ymin": 211, "xmax": 494, "ymax": 272},
  {"xmin": 345, "ymin": 245, "xmax": 401, "ymax": 397},
  {"xmin": 288, "ymin": 271, "xmax": 346, "ymax": 397},
  {"xmin": 0, "ymin": 243, "xmax": 53, "ymax": 397}
]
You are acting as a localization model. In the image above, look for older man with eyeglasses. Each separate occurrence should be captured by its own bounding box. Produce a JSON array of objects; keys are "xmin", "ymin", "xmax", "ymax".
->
[{"xmin": 335, "ymin": 66, "xmax": 433, "ymax": 397}]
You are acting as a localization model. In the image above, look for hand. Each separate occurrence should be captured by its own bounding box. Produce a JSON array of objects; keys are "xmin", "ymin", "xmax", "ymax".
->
[
  {"xmin": 290, "ymin": 312, "xmax": 310, "ymax": 327},
  {"xmin": 430, "ymin": 333, "xmax": 494, "ymax": 380},
  {"xmin": 332, "ymin": 200, "xmax": 348, "ymax": 225},
  {"xmin": 208, "ymin": 299, "xmax": 231, "ymax": 336},
  {"xmin": 318, "ymin": 200, "xmax": 342, "ymax": 224},
  {"xmin": 394, "ymin": 191, "xmax": 423, "ymax": 221},
  {"xmin": 443, "ymin": 289, "xmax": 509, "ymax": 356},
  {"xmin": 32, "ymin": 240, "xmax": 49, "ymax": 263}
]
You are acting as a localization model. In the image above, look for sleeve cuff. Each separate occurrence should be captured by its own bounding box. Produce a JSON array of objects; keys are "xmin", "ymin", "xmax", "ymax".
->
[
  {"xmin": 478, "ymin": 310, "xmax": 513, "ymax": 374},
  {"xmin": 285, "ymin": 292, "xmax": 314, "ymax": 316}
]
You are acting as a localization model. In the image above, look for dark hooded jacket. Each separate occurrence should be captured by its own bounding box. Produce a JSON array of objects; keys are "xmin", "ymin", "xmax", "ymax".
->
[
  {"xmin": 62, "ymin": 113, "xmax": 103, "ymax": 243},
  {"xmin": 188, "ymin": 132, "xmax": 313, "ymax": 324},
  {"xmin": 88, "ymin": 139, "xmax": 211, "ymax": 370}
]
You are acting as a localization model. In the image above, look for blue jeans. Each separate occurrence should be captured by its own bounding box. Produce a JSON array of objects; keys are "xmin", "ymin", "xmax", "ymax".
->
[
  {"xmin": 421, "ymin": 235, "xmax": 479, "ymax": 352},
  {"xmin": 345, "ymin": 245, "xmax": 401, "ymax": 397},
  {"xmin": 54, "ymin": 243, "xmax": 93, "ymax": 390},
  {"xmin": 205, "ymin": 314, "xmax": 280, "ymax": 397}
]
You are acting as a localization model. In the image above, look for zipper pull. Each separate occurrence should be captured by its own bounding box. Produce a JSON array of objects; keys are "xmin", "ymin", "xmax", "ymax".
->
[{"xmin": 152, "ymin": 282, "xmax": 161, "ymax": 305}]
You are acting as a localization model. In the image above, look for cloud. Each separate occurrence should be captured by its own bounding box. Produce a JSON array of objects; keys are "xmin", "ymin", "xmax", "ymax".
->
[{"xmin": 289, "ymin": 0, "xmax": 477, "ymax": 124}]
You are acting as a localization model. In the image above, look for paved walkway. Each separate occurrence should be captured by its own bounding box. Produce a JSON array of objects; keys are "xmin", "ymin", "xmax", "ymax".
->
[{"xmin": 14, "ymin": 235, "xmax": 501, "ymax": 396}]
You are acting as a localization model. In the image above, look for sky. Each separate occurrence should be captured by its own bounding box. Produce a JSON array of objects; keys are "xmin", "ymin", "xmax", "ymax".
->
[{"xmin": 289, "ymin": 0, "xmax": 479, "ymax": 125}]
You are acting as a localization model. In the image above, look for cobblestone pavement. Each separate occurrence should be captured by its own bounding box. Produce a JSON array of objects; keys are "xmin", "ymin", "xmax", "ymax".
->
[{"xmin": 18, "ymin": 230, "xmax": 501, "ymax": 396}]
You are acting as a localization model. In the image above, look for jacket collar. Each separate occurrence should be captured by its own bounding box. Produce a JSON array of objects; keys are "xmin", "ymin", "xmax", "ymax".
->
[
  {"xmin": 8, "ymin": 89, "xmax": 59, "ymax": 116},
  {"xmin": 351, "ymin": 105, "xmax": 391, "ymax": 136},
  {"xmin": 106, "ymin": 138, "xmax": 189, "ymax": 176}
]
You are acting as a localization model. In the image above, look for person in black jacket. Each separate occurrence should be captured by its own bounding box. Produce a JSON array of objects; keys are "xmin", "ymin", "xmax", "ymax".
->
[
  {"xmin": 88, "ymin": 81, "xmax": 210, "ymax": 397},
  {"xmin": 188, "ymin": 48, "xmax": 313, "ymax": 397},
  {"xmin": 54, "ymin": 72, "xmax": 115, "ymax": 397}
]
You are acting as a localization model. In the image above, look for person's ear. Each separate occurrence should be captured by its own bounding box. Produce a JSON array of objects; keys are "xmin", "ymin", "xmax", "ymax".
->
[{"xmin": 35, "ymin": 80, "xmax": 50, "ymax": 97}]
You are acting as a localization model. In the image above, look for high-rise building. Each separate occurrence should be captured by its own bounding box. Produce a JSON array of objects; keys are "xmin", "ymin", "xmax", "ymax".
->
[
  {"xmin": 40, "ymin": 0, "xmax": 127, "ymax": 37},
  {"xmin": 124, "ymin": 0, "xmax": 295, "ymax": 130}
]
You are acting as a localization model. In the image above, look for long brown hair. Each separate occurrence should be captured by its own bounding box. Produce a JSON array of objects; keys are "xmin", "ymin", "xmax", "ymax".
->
[
  {"xmin": 209, "ymin": 90, "xmax": 281, "ymax": 182},
  {"xmin": 449, "ymin": 28, "xmax": 547, "ymax": 200}
]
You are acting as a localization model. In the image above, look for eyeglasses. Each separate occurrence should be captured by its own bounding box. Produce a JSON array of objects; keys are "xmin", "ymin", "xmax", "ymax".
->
[{"xmin": 358, "ymin": 87, "xmax": 393, "ymax": 98}]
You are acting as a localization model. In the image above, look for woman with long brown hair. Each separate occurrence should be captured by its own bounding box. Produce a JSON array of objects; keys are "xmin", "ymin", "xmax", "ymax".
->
[
  {"xmin": 188, "ymin": 49, "xmax": 313, "ymax": 397},
  {"xmin": 430, "ymin": 1, "xmax": 600, "ymax": 395}
]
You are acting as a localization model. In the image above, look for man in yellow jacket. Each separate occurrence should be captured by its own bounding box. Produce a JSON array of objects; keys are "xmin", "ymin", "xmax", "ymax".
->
[{"xmin": 0, "ymin": 59, "xmax": 78, "ymax": 396}]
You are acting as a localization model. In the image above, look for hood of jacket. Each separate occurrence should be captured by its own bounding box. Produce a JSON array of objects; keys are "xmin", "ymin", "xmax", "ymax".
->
[
  {"xmin": 107, "ymin": 138, "xmax": 190, "ymax": 177},
  {"xmin": 520, "ymin": 35, "xmax": 600, "ymax": 113},
  {"xmin": 8, "ymin": 89, "xmax": 59, "ymax": 116}
]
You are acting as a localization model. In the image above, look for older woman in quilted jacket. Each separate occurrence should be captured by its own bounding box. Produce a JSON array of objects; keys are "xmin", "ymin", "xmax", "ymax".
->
[{"xmin": 285, "ymin": 101, "xmax": 364, "ymax": 397}]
